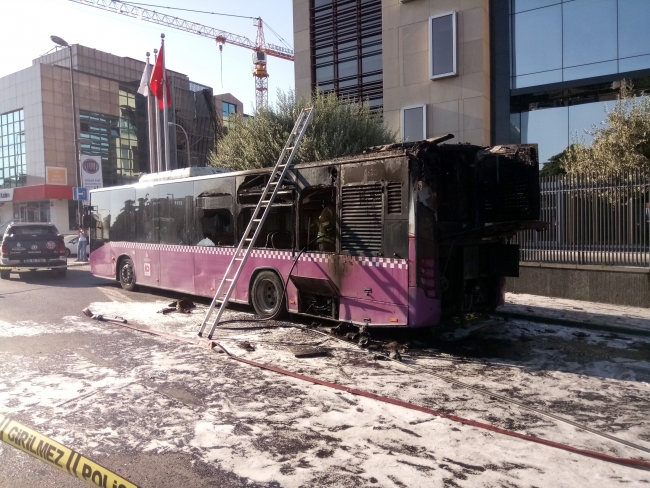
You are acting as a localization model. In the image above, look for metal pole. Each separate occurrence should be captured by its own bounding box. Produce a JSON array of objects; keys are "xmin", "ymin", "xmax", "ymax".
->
[
  {"xmin": 67, "ymin": 45, "xmax": 83, "ymax": 226},
  {"xmin": 161, "ymin": 34, "xmax": 171, "ymax": 171},
  {"xmin": 169, "ymin": 122, "xmax": 190, "ymax": 167},
  {"xmin": 145, "ymin": 52, "xmax": 157, "ymax": 174},
  {"xmin": 153, "ymin": 49, "xmax": 163, "ymax": 174}
]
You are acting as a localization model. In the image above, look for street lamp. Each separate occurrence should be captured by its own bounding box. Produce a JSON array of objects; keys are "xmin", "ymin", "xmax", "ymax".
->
[
  {"xmin": 51, "ymin": 35, "xmax": 83, "ymax": 228},
  {"xmin": 169, "ymin": 122, "xmax": 191, "ymax": 168}
]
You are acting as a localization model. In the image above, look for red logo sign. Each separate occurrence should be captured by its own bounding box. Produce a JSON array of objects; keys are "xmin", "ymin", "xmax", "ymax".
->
[{"xmin": 82, "ymin": 158, "xmax": 100, "ymax": 174}]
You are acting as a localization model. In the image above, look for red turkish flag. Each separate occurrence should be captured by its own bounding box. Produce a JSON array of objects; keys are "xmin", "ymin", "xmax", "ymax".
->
[{"xmin": 149, "ymin": 46, "xmax": 172, "ymax": 109}]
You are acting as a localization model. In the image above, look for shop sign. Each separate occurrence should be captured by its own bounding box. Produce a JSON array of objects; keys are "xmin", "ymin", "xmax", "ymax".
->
[
  {"xmin": 46, "ymin": 166, "xmax": 68, "ymax": 185},
  {"xmin": 80, "ymin": 155, "xmax": 103, "ymax": 191},
  {"xmin": 0, "ymin": 188, "xmax": 14, "ymax": 202}
]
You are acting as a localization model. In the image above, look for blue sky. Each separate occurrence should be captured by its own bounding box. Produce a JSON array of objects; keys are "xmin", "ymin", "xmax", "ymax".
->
[{"xmin": 2, "ymin": 0, "xmax": 295, "ymax": 114}]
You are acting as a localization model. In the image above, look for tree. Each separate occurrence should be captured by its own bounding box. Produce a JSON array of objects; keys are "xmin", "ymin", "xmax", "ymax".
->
[
  {"xmin": 561, "ymin": 81, "xmax": 650, "ymax": 174},
  {"xmin": 540, "ymin": 148, "xmax": 568, "ymax": 177},
  {"xmin": 209, "ymin": 90, "xmax": 396, "ymax": 171}
]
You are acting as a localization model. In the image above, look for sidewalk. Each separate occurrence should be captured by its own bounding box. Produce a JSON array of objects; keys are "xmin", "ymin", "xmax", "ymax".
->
[{"xmin": 500, "ymin": 292, "xmax": 650, "ymax": 336}]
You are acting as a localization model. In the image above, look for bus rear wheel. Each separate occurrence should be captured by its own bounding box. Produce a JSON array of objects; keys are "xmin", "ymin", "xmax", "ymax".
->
[
  {"xmin": 251, "ymin": 271, "xmax": 286, "ymax": 320},
  {"xmin": 119, "ymin": 257, "xmax": 137, "ymax": 292}
]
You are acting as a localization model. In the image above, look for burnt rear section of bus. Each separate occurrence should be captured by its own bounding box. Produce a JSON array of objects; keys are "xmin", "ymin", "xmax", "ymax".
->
[{"xmin": 410, "ymin": 142, "xmax": 540, "ymax": 323}]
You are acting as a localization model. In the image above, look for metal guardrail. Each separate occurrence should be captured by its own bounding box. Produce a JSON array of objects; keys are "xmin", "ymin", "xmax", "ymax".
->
[{"xmin": 514, "ymin": 172, "xmax": 650, "ymax": 267}]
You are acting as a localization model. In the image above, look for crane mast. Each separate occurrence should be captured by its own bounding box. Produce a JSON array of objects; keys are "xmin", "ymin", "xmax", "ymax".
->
[{"xmin": 68, "ymin": 0, "xmax": 294, "ymax": 110}]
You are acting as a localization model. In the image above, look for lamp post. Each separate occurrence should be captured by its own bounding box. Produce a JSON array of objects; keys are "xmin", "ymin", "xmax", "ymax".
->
[
  {"xmin": 169, "ymin": 122, "xmax": 191, "ymax": 168},
  {"xmin": 50, "ymin": 35, "xmax": 83, "ymax": 228}
]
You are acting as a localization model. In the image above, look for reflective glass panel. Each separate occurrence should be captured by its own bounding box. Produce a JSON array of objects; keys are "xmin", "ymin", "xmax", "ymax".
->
[
  {"xmin": 618, "ymin": 0, "xmax": 650, "ymax": 59},
  {"xmin": 562, "ymin": 0, "xmax": 617, "ymax": 68},
  {"xmin": 108, "ymin": 188, "xmax": 136, "ymax": 242},
  {"xmin": 430, "ymin": 13, "xmax": 455, "ymax": 77},
  {"xmin": 514, "ymin": 69, "xmax": 562, "ymax": 89},
  {"xmin": 521, "ymin": 106, "xmax": 568, "ymax": 163},
  {"xmin": 361, "ymin": 53, "xmax": 382, "ymax": 73},
  {"xmin": 619, "ymin": 54, "xmax": 650, "ymax": 73},
  {"xmin": 512, "ymin": 5, "xmax": 562, "ymax": 76},
  {"xmin": 512, "ymin": 0, "xmax": 560, "ymax": 14},
  {"xmin": 0, "ymin": 108, "xmax": 26, "ymax": 188},
  {"xmin": 568, "ymin": 101, "xmax": 609, "ymax": 147},
  {"xmin": 563, "ymin": 60, "xmax": 618, "ymax": 81},
  {"xmin": 338, "ymin": 58, "xmax": 358, "ymax": 78}
]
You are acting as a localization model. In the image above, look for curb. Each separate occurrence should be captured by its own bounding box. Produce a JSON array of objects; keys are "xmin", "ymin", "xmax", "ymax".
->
[{"xmin": 495, "ymin": 310, "xmax": 650, "ymax": 338}]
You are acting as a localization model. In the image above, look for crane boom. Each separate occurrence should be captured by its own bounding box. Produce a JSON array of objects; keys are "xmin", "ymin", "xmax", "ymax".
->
[{"xmin": 68, "ymin": 0, "xmax": 295, "ymax": 61}]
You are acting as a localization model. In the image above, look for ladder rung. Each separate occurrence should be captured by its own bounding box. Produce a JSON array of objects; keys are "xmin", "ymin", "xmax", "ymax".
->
[
  {"xmin": 253, "ymin": 218, "xmax": 262, "ymax": 222},
  {"xmin": 225, "ymin": 278, "xmax": 234, "ymax": 282},
  {"xmin": 235, "ymin": 258, "xmax": 244, "ymax": 261},
  {"xmin": 286, "ymin": 146, "xmax": 295, "ymax": 150},
  {"xmin": 261, "ymin": 200, "xmax": 271, "ymax": 204}
]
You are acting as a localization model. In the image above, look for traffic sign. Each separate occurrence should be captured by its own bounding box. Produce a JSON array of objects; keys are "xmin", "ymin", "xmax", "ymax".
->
[{"xmin": 73, "ymin": 187, "xmax": 88, "ymax": 201}]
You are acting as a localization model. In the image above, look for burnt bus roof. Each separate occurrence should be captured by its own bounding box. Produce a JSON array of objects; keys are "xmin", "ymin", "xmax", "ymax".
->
[{"xmin": 89, "ymin": 134, "xmax": 483, "ymax": 193}]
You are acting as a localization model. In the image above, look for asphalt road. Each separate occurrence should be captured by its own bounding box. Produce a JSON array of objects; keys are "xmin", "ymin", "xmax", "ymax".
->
[
  {"xmin": 1, "ymin": 266, "xmax": 650, "ymax": 487},
  {"xmin": 0, "ymin": 267, "xmax": 254, "ymax": 487}
]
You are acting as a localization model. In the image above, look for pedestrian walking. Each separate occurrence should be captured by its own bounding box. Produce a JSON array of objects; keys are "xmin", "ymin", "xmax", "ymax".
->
[{"xmin": 77, "ymin": 226, "xmax": 88, "ymax": 262}]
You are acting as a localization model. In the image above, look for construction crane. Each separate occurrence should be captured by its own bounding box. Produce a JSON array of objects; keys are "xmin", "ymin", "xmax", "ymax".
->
[{"xmin": 68, "ymin": 0, "xmax": 295, "ymax": 110}]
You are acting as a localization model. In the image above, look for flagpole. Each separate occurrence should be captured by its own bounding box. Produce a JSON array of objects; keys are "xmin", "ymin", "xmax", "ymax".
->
[
  {"xmin": 145, "ymin": 52, "xmax": 157, "ymax": 174},
  {"xmin": 161, "ymin": 33, "xmax": 171, "ymax": 172},
  {"xmin": 153, "ymin": 48, "xmax": 163, "ymax": 174}
]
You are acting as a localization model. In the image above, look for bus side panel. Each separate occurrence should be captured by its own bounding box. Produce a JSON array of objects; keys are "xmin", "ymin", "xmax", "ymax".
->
[
  {"xmin": 159, "ymin": 245, "xmax": 196, "ymax": 295},
  {"xmin": 339, "ymin": 298, "xmax": 408, "ymax": 325},
  {"xmin": 194, "ymin": 248, "xmax": 235, "ymax": 299},
  {"xmin": 408, "ymin": 236, "xmax": 442, "ymax": 327},
  {"xmin": 89, "ymin": 242, "xmax": 114, "ymax": 279},
  {"xmin": 134, "ymin": 246, "xmax": 160, "ymax": 288},
  {"xmin": 337, "ymin": 256, "xmax": 408, "ymax": 306}
]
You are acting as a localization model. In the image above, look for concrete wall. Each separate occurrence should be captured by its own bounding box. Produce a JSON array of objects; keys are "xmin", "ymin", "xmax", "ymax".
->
[
  {"xmin": 214, "ymin": 93, "xmax": 245, "ymax": 121},
  {"xmin": 507, "ymin": 263, "xmax": 650, "ymax": 308},
  {"xmin": 382, "ymin": 0, "xmax": 491, "ymax": 145},
  {"xmin": 293, "ymin": 0, "xmax": 311, "ymax": 100}
]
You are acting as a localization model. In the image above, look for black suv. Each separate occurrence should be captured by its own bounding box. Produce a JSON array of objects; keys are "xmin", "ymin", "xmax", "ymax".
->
[{"xmin": 0, "ymin": 223, "xmax": 67, "ymax": 279}]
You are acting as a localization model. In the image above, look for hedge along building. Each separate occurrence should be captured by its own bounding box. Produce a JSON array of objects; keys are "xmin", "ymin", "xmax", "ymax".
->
[
  {"xmin": 0, "ymin": 45, "xmax": 217, "ymax": 235},
  {"xmin": 293, "ymin": 0, "xmax": 650, "ymax": 165}
]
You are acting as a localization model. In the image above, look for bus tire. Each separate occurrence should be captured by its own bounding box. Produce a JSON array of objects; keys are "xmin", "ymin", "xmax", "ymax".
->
[
  {"xmin": 118, "ymin": 257, "xmax": 137, "ymax": 292},
  {"xmin": 251, "ymin": 271, "xmax": 287, "ymax": 320}
]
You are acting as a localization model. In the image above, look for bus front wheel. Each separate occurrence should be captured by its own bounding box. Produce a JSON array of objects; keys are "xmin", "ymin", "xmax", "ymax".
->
[
  {"xmin": 251, "ymin": 271, "xmax": 287, "ymax": 320},
  {"xmin": 119, "ymin": 257, "xmax": 137, "ymax": 292}
]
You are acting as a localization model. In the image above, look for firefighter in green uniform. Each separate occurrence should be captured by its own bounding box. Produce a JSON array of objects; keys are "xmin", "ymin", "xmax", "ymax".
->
[{"xmin": 317, "ymin": 203, "xmax": 336, "ymax": 252}]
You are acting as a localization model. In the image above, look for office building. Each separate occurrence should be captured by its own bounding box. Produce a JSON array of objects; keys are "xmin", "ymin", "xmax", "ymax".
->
[
  {"xmin": 0, "ymin": 45, "xmax": 218, "ymax": 233},
  {"xmin": 293, "ymin": 0, "xmax": 650, "ymax": 164}
]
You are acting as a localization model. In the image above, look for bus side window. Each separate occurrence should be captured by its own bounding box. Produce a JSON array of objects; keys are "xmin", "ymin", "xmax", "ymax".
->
[
  {"xmin": 299, "ymin": 188, "xmax": 336, "ymax": 252},
  {"xmin": 237, "ymin": 207, "xmax": 293, "ymax": 250},
  {"xmin": 199, "ymin": 209, "xmax": 234, "ymax": 246}
]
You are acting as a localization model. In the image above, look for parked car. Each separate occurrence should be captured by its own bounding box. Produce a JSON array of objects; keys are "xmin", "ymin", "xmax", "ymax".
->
[
  {"xmin": 64, "ymin": 234, "xmax": 78, "ymax": 257},
  {"xmin": 0, "ymin": 222, "xmax": 67, "ymax": 279}
]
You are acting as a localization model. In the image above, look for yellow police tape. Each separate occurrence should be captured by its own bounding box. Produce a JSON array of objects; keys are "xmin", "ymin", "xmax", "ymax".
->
[{"xmin": 0, "ymin": 413, "xmax": 139, "ymax": 488}]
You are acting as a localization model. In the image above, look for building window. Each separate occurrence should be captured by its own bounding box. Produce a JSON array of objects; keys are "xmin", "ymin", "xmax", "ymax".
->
[
  {"xmin": 13, "ymin": 201, "xmax": 50, "ymax": 223},
  {"xmin": 0, "ymin": 109, "xmax": 26, "ymax": 189},
  {"xmin": 80, "ymin": 89, "xmax": 144, "ymax": 187},
  {"xmin": 401, "ymin": 105, "xmax": 427, "ymax": 142},
  {"xmin": 511, "ymin": 0, "xmax": 650, "ymax": 89},
  {"xmin": 311, "ymin": 0, "xmax": 383, "ymax": 110},
  {"xmin": 222, "ymin": 102, "xmax": 237, "ymax": 131},
  {"xmin": 429, "ymin": 12, "xmax": 457, "ymax": 80}
]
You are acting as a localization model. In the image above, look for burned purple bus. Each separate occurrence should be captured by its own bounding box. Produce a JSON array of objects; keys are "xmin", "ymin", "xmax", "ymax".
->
[{"xmin": 88, "ymin": 136, "xmax": 540, "ymax": 327}]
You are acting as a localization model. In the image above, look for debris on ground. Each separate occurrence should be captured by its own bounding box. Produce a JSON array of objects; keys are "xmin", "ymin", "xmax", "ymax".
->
[
  {"xmin": 81, "ymin": 307, "xmax": 127, "ymax": 324},
  {"xmin": 330, "ymin": 322, "xmax": 356, "ymax": 336},
  {"xmin": 287, "ymin": 345, "xmax": 328, "ymax": 358},
  {"xmin": 382, "ymin": 341, "xmax": 407, "ymax": 361},
  {"xmin": 157, "ymin": 298, "xmax": 196, "ymax": 315},
  {"xmin": 573, "ymin": 331, "xmax": 590, "ymax": 338},
  {"xmin": 237, "ymin": 341, "xmax": 255, "ymax": 352}
]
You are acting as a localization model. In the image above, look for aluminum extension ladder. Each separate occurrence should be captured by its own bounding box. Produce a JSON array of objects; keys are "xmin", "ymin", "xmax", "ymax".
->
[{"xmin": 198, "ymin": 107, "xmax": 315, "ymax": 339}]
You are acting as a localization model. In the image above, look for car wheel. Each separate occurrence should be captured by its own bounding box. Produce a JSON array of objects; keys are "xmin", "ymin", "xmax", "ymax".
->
[
  {"xmin": 65, "ymin": 249, "xmax": 71, "ymax": 257},
  {"xmin": 251, "ymin": 271, "xmax": 286, "ymax": 319},
  {"xmin": 0, "ymin": 270, "xmax": 10, "ymax": 280},
  {"xmin": 119, "ymin": 257, "xmax": 137, "ymax": 292}
]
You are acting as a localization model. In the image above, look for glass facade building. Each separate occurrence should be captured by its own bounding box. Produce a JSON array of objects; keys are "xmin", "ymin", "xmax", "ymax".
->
[
  {"xmin": 79, "ymin": 88, "xmax": 148, "ymax": 188},
  {"xmin": 491, "ymin": 0, "xmax": 650, "ymax": 164},
  {"xmin": 0, "ymin": 109, "xmax": 26, "ymax": 188},
  {"xmin": 311, "ymin": 0, "xmax": 383, "ymax": 110}
]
